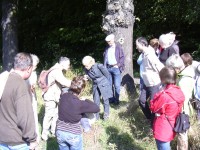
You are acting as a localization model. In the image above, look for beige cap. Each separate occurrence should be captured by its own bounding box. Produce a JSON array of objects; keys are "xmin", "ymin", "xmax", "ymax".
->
[{"xmin": 105, "ymin": 34, "xmax": 115, "ymax": 41}]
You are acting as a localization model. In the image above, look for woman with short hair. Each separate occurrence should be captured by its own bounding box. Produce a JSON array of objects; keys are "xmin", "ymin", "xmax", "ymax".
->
[
  {"xmin": 82, "ymin": 56, "xmax": 113, "ymax": 120},
  {"xmin": 150, "ymin": 67, "xmax": 185, "ymax": 150},
  {"xmin": 166, "ymin": 53, "xmax": 195, "ymax": 150},
  {"xmin": 56, "ymin": 76, "xmax": 100, "ymax": 150}
]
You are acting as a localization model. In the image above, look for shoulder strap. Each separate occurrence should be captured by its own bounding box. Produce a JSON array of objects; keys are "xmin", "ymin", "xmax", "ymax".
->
[
  {"xmin": 46, "ymin": 67, "xmax": 59, "ymax": 86},
  {"xmin": 164, "ymin": 91, "xmax": 176, "ymax": 130},
  {"xmin": 165, "ymin": 91, "xmax": 184, "ymax": 111},
  {"xmin": 196, "ymin": 64, "xmax": 200, "ymax": 74},
  {"xmin": 165, "ymin": 114, "xmax": 174, "ymax": 130}
]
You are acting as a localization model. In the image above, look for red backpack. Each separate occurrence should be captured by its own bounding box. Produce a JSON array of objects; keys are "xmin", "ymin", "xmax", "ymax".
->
[{"xmin": 38, "ymin": 68, "xmax": 57, "ymax": 94}]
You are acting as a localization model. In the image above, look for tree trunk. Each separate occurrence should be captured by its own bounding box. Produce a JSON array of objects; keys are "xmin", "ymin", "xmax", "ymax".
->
[
  {"xmin": 2, "ymin": 0, "xmax": 18, "ymax": 71},
  {"xmin": 102, "ymin": 0, "xmax": 136, "ymax": 102}
]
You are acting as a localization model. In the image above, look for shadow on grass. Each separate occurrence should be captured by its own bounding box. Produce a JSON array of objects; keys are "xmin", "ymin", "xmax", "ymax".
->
[
  {"xmin": 38, "ymin": 103, "xmax": 59, "ymax": 150},
  {"xmin": 118, "ymin": 106, "xmax": 153, "ymax": 140},
  {"xmin": 38, "ymin": 104, "xmax": 45, "ymax": 127},
  {"xmin": 106, "ymin": 126, "xmax": 144, "ymax": 150},
  {"xmin": 109, "ymin": 100, "xmax": 129, "ymax": 109},
  {"xmin": 46, "ymin": 137, "xmax": 59, "ymax": 150}
]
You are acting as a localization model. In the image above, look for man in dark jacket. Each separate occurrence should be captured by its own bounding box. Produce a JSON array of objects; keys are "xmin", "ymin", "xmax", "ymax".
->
[
  {"xmin": 0, "ymin": 52, "xmax": 37, "ymax": 150},
  {"xmin": 103, "ymin": 34, "xmax": 125, "ymax": 105}
]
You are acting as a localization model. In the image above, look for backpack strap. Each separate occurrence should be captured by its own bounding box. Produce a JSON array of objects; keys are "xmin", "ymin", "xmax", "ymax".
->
[
  {"xmin": 196, "ymin": 64, "xmax": 200, "ymax": 74},
  {"xmin": 46, "ymin": 67, "xmax": 59, "ymax": 86}
]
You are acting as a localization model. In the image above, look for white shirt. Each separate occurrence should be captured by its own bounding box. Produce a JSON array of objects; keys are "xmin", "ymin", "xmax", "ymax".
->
[{"xmin": 107, "ymin": 44, "xmax": 117, "ymax": 65}]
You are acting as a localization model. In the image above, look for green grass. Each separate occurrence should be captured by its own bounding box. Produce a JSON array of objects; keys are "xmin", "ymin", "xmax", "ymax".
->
[
  {"xmin": 36, "ymin": 83, "xmax": 157, "ymax": 150},
  {"xmin": 35, "ymin": 69, "xmax": 200, "ymax": 150}
]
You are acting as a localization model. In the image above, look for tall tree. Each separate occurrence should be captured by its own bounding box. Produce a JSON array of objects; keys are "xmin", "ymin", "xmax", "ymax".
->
[
  {"xmin": 102, "ymin": 0, "xmax": 136, "ymax": 100},
  {"xmin": 2, "ymin": 0, "xmax": 18, "ymax": 71}
]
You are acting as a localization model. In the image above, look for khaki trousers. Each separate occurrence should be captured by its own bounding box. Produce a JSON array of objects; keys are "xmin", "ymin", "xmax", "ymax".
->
[
  {"xmin": 42, "ymin": 100, "xmax": 58, "ymax": 139},
  {"xmin": 177, "ymin": 131, "xmax": 188, "ymax": 150}
]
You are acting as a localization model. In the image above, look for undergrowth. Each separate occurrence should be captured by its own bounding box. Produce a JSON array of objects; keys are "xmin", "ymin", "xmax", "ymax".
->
[{"xmin": 34, "ymin": 69, "xmax": 200, "ymax": 150}]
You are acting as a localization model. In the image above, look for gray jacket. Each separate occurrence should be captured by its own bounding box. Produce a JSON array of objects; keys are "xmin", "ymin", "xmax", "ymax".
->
[{"xmin": 85, "ymin": 63, "xmax": 113, "ymax": 100}]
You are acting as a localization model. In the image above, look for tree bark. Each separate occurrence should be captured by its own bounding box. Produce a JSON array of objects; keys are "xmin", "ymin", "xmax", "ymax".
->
[
  {"xmin": 102, "ymin": 0, "xmax": 136, "ymax": 101},
  {"xmin": 2, "ymin": 0, "xmax": 18, "ymax": 71}
]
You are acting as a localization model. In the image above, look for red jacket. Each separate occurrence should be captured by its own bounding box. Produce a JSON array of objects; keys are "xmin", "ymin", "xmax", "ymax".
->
[{"xmin": 150, "ymin": 84, "xmax": 185, "ymax": 142}]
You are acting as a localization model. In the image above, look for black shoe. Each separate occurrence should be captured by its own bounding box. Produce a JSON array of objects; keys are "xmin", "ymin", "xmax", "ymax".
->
[
  {"xmin": 109, "ymin": 100, "xmax": 114, "ymax": 103},
  {"xmin": 114, "ymin": 101, "xmax": 119, "ymax": 105},
  {"xmin": 109, "ymin": 98, "xmax": 115, "ymax": 103}
]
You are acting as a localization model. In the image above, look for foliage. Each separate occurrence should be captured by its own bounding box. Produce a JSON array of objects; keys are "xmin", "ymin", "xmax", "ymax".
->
[
  {"xmin": 1, "ymin": 0, "xmax": 200, "ymax": 71},
  {"xmin": 17, "ymin": 0, "xmax": 106, "ymax": 69},
  {"xmin": 133, "ymin": 0, "xmax": 200, "ymax": 58}
]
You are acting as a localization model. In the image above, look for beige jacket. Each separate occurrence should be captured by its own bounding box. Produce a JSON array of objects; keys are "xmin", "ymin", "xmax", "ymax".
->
[
  {"xmin": 178, "ymin": 65, "xmax": 195, "ymax": 115},
  {"xmin": 142, "ymin": 46, "xmax": 164, "ymax": 87},
  {"xmin": 43, "ymin": 63, "xmax": 71, "ymax": 101}
]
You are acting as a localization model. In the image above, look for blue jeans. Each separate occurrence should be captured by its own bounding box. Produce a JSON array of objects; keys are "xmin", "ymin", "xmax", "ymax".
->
[
  {"xmin": 93, "ymin": 87, "xmax": 109, "ymax": 119},
  {"xmin": 0, "ymin": 143, "xmax": 29, "ymax": 150},
  {"xmin": 156, "ymin": 139, "xmax": 171, "ymax": 150},
  {"xmin": 107, "ymin": 67, "xmax": 121, "ymax": 102},
  {"xmin": 56, "ymin": 130, "xmax": 83, "ymax": 150}
]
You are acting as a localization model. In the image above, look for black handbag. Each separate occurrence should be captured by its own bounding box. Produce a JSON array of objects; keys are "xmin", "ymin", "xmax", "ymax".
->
[
  {"xmin": 165, "ymin": 111, "xmax": 190, "ymax": 133},
  {"xmin": 165, "ymin": 93, "xmax": 190, "ymax": 133},
  {"xmin": 189, "ymin": 98, "xmax": 200, "ymax": 110}
]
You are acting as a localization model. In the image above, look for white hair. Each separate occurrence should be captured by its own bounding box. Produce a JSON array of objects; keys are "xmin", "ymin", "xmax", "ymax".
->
[
  {"xmin": 82, "ymin": 56, "xmax": 95, "ymax": 66},
  {"xmin": 159, "ymin": 34, "xmax": 171, "ymax": 48},
  {"xmin": 59, "ymin": 57, "xmax": 70, "ymax": 64},
  {"xmin": 166, "ymin": 54, "xmax": 185, "ymax": 70},
  {"xmin": 31, "ymin": 54, "xmax": 39, "ymax": 66},
  {"xmin": 105, "ymin": 34, "xmax": 115, "ymax": 41}
]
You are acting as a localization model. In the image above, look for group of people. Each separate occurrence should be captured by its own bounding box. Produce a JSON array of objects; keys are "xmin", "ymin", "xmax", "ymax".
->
[
  {"xmin": 136, "ymin": 33, "xmax": 200, "ymax": 150},
  {"xmin": 0, "ymin": 32, "xmax": 199, "ymax": 150},
  {"xmin": 0, "ymin": 34, "xmax": 125, "ymax": 150}
]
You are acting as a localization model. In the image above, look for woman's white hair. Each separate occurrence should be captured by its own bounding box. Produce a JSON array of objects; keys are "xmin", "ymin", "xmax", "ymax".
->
[
  {"xmin": 159, "ymin": 34, "xmax": 172, "ymax": 48},
  {"xmin": 82, "ymin": 56, "xmax": 95, "ymax": 65},
  {"xmin": 166, "ymin": 54, "xmax": 185, "ymax": 70},
  {"xmin": 31, "ymin": 54, "xmax": 39, "ymax": 66}
]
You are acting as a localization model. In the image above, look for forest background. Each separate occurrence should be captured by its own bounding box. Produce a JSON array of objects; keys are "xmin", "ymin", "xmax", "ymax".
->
[
  {"xmin": 1, "ymin": 1, "xmax": 200, "ymax": 149},
  {"xmin": 1, "ymin": 0, "xmax": 200, "ymax": 71}
]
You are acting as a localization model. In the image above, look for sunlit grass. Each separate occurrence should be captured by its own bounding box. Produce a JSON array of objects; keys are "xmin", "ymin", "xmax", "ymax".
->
[{"xmin": 35, "ymin": 69, "xmax": 200, "ymax": 150}]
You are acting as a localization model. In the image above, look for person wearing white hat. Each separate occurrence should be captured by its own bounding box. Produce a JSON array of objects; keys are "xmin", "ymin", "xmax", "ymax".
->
[
  {"xmin": 103, "ymin": 34, "xmax": 125, "ymax": 105},
  {"xmin": 159, "ymin": 34, "xmax": 177, "ymax": 65}
]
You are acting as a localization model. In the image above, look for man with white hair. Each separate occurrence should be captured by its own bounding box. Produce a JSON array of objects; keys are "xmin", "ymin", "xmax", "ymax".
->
[
  {"xmin": 26, "ymin": 54, "xmax": 40, "ymax": 143},
  {"xmin": 41, "ymin": 57, "xmax": 71, "ymax": 141},
  {"xmin": 103, "ymin": 34, "xmax": 125, "ymax": 105}
]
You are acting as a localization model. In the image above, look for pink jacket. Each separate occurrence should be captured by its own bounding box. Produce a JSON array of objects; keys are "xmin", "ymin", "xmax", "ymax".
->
[{"xmin": 150, "ymin": 84, "xmax": 185, "ymax": 142}]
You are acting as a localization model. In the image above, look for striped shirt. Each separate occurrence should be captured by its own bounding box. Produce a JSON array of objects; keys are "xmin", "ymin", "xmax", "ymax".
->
[{"xmin": 56, "ymin": 119, "xmax": 82, "ymax": 135}]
